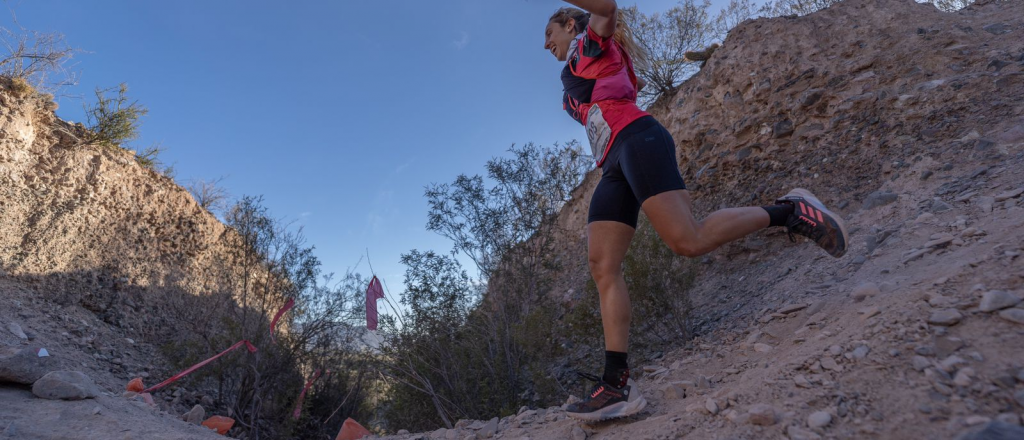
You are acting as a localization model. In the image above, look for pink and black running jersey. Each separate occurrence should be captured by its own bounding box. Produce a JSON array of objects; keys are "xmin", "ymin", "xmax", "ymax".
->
[{"xmin": 562, "ymin": 26, "xmax": 650, "ymax": 166}]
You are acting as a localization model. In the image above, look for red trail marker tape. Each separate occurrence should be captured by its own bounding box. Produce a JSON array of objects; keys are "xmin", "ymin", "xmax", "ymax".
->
[{"xmin": 142, "ymin": 339, "xmax": 257, "ymax": 394}]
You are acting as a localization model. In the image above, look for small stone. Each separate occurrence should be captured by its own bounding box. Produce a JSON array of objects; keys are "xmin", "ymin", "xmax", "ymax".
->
[
  {"xmin": 773, "ymin": 119, "xmax": 794, "ymax": 138},
  {"xmin": 860, "ymin": 307, "xmax": 881, "ymax": 320},
  {"xmin": 787, "ymin": 425, "xmax": 822, "ymax": 440},
  {"xmin": 930, "ymin": 198, "xmax": 953, "ymax": 213},
  {"xmin": 851, "ymin": 283, "xmax": 881, "ymax": 302},
  {"xmin": 478, "ymin": 417, "xmax": 498, "ymax": 438},
  {"xmin": 979, "ymin": 196, "xmax": 996, "ymax": 214},
  {"xmin": 939, "ymin": 356, "xmax": 966, "ymax": 373},
  {"xmin": 924, "ymin": 233, "xmax": 955, "ymax": 248},
  {"xmin": 820, "ymin": 357, "xmax": 842, "ymax": 372},
  {"xmin": 794, "ymin": 374, "xmax": 812, "ymax": 388},
  {"xmin": 662, "ymin": 383, "xmax": 686, "ymax": 400},
  {"xmin": 863, "ymin": 191, "xmax": 898, "ymax": 210},
  {"xmin": 915, "ymin": 346, "xmax": 936, "ymax": 357},
  {"xmin": 754, "ymin": 343, "xmax": 772, "ymax": 353},
  {"xmin": 705, "ymin": 398, "xmax": 720, "ymax": 415},
  {"xmin": 935, "ymin": 336, "xmax": 966, "ymax": 358},
  {"xmin": 697, "ymin": 376, "xmax": 711, "ymax": 389},
  {"xmin": 808, "ymin": 411, "xmax": 832, "ymax": 428},
  {"xmin": 92, "ymin": 406, "xmax": 102, "ymax": 415},
  {"xmin": 912, "ymin": 356, "xmax": 931, "ymax": 371},
  {"xmin": 570, "ymin": 426, "xmax": 587, "ymax": 440},
  {"xmin": 852, "ymin": 346, "xmax": 870, "ymax": 359},
  {"xmin": 829, "ymin": 345, "xmax": 842, "ymax": 356},
  {"xmin": 779, "ymin": 303, "xmax": 809, "ymax": 314},
  {"xmin": 954, "ymin": 368, "xmax": 975, "ymax": 387},
  {"xmin": 999, "ymin": 309, "xmax": 1024, "ymax": 325},
  {"xmin": 995, "ymin": 187, "xmax": 1024, "ymax": 202},
  {"xmin": 980, "ymin": 291, "xmax": 1022, "ymax": 312},
  {"xmin": 31, "ymin": 371, "xmax": 100, "ymax": 400},
  {"xmin": 183, "ymin": 405, "xmax": 205, "ymax": 425},
  {"xmin": 747, "ymin": 404, "xmax": 776, "ymax": 426},
  {"xmin": 7, "ymin": 323, "xmax": 27, "ymax": 340},
  {"xmin": 928, "ymin": 309, "xmax": 963, "ymax": 326},
  {"xmin": 965, "ymin": 415, "xmax": 992, "ymax": 426}
]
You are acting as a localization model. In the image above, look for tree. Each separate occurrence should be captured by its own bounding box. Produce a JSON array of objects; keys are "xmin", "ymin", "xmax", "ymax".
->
[
  {"xmin": 425, "ymin": 141, "xmax": 590, "ymax": 279},
  {"xmin": 622, "ymin": 1, "xmax": 715, "ymax": 104}
]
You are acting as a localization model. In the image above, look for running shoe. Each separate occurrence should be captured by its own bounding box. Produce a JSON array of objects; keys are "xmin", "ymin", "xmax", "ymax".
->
[
  {"xmin": 776, "ymin": 188, "xmax": 849, "ymax": 258},
  {"xmin": 565, "ymin": 372, "xmax": 647, "ymax": 422}
]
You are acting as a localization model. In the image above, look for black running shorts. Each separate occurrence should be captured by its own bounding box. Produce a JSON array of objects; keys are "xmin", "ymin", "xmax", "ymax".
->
[{"xmin": 587, "ymin": 116, "xmax": 687, "ymax": 229}]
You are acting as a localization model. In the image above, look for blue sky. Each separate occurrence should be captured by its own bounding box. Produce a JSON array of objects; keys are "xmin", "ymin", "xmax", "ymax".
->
[{"xmin": 5, "ymin": 0, "xmax": 727, "ymax": 293}]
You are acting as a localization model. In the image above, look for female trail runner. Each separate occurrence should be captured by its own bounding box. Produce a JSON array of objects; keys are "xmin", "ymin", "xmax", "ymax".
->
[{"xmin": 543, "ymin": 0, "xmax": 850, "ymax": 421}]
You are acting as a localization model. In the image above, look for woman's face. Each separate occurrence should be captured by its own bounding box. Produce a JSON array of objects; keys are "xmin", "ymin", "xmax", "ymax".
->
[{"xmin": 544, "ymin": 19, "xmax": 576, "ymax": 62}]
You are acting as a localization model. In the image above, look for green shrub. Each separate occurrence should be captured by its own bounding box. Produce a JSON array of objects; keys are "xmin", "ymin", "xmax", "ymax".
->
[{"xmin": 85, "ymin": 83, "xmax": 147, "ymax": 148}]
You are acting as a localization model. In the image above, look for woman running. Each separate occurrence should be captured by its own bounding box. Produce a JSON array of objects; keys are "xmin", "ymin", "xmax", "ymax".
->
[{"xmin": 543, "ymin": 0, "xmax": 849, "ymax": 421}]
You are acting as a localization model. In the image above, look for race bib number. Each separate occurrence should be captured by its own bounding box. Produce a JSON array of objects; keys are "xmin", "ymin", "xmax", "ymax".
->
[{"xmin": 585, "ymin": 104, "xmax": 612, "ymax": 161}]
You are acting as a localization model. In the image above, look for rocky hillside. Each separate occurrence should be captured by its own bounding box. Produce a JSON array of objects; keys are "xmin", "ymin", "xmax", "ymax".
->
[{"xmin": 381, "ymin": 0, "xmax": 1024, "ymax": 439}]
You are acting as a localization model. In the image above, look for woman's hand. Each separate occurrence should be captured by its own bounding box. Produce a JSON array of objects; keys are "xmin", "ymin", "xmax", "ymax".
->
[{"xmin": 563, "ymin": 0, "xmax": 617, "ymax": 37}]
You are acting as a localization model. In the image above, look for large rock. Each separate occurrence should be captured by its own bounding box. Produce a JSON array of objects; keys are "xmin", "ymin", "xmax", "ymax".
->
[
  {"xmin": 998, "ymin": 309, "xmax": 1024, "ymax": 326},
  {"xmin": 0, "ymin": 345, "xmax": 52, "ymax": 385},
  {"xmin": 31, "ymin": 371, "xmax": 100, "ymax": 400},
  {"xmin": 928, "ymin": 309, "xmax": 963, "ymax": 326},
  {"xmin": 979, "ymin": 291, "xmax": 1021, "ymax": 312}
]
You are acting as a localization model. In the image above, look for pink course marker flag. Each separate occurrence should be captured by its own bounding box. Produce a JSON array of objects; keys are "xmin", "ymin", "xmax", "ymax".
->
[{"xmin": 366, "ymin": 276, "xmax": 385, "ymax": 330}]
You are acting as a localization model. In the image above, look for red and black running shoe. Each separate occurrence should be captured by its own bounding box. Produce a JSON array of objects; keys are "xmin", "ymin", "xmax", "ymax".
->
[
  {"xmin": 565, "ymin": 372, "xmax": 647, "ymax": 422},
  {"xmin": 776, "ymin": 188, "xmax": 849, "ymax": 258}
]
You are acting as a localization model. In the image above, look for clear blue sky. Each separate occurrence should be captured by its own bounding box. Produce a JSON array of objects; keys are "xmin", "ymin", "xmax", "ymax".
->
[{"xmin": 6, "ymin": 0, "xmax": 728, "ymax": 290}]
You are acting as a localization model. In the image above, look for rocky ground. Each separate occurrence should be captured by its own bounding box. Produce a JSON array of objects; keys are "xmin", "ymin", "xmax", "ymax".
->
[{"xmin": 2, "ymin": 0, "xmax": 1023, "ymax": 439}]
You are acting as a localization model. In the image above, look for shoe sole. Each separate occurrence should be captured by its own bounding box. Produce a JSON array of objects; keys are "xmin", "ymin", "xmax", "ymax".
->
[
  {"xmin": 786, "ymin": 188, "xmax": 850, "ymax": 258},
  {"xmin": 566, "ymin": 396, "xmax": 648, "ymax": 422}
]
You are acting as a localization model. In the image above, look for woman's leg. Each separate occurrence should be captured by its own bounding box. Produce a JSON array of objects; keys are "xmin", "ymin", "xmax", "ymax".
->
[
  {"xmin": 642, "ymin": 189, "xmax": 770, "ymax": 257},
  {"xmin": 587, "ymin": 220, "xmax": 635, "ymax": 354}
]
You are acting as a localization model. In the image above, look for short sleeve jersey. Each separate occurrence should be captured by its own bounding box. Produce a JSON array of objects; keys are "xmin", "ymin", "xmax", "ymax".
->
[{"xmin": 561, "ymin": 26, "xmax": 649, "ymax": 166}]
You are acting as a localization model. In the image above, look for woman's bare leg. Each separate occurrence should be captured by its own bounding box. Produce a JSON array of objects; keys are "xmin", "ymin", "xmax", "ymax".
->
[
  {"xmin": 587, "ymin": 220, "xmax": 635, "ymax": 353},
  {"xmin": 642, "ymin": 189, "xmax": 770, "ymax": 257}
]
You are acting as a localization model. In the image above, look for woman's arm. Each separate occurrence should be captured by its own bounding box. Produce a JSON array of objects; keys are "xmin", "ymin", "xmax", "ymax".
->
[{"xmin": 563, "ymin": 0, "xmax": 616, "ymax": 38}]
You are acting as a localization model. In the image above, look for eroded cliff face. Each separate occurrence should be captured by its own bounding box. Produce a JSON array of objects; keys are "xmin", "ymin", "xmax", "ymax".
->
[{"xmin": 0, "ymin": 85, "xmax": 240, "ymax": 295}]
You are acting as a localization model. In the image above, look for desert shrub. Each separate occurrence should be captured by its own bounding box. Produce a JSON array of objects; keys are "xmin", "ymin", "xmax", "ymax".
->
[
  {"xmin": 85, "ymin": 83, "xmax": 147, "ymax": 148},
  {"xmin": 0, "ymin": 26, "xmax": 78, "ymax": 92},
  {"xmin": 186, "ymin": 177, "xmax": 231, "ymax": 214},
  {"xmin": 377, "ymin": 142, "xmax": 589, "ymax": 431},
  {"xmin": 152, "ymin": 196, "xmax": 375, "ymax": 439}
]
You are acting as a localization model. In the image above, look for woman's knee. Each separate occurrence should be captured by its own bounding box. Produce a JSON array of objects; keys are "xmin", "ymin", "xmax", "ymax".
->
[{"xmin": 588, "ymin": 255, "xmax": 622, "ymax": 282}]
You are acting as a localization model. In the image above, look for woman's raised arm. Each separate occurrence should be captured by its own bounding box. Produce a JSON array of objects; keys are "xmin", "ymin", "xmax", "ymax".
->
[{"xmin": 562, "ymin": 0, "xmax": 617, "ymax": 37}]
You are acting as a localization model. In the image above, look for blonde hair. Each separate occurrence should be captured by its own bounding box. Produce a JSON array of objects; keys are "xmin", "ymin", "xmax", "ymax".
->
[{"xmin": 548, "ymin": 7, "xmax": 651, "ymax": 72}]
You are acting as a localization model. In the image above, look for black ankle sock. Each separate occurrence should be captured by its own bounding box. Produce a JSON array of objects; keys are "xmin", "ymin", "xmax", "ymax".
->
[
  {"xmin": 763, "ymin": 203, "xmax": 794, "ymax": 227},
  {"xmin": 603, "ymin": 351, "xmax": 629, "ymax": 387}
]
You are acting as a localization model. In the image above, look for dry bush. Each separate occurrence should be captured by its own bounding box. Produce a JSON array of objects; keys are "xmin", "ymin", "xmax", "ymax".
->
[
  {"xmin": 186, "ymin": 177, "xmax": 231, "ymax": 214},
  {"xmin": 0, "ymin": 26, "xmax": 78, "ymax": 92}
]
